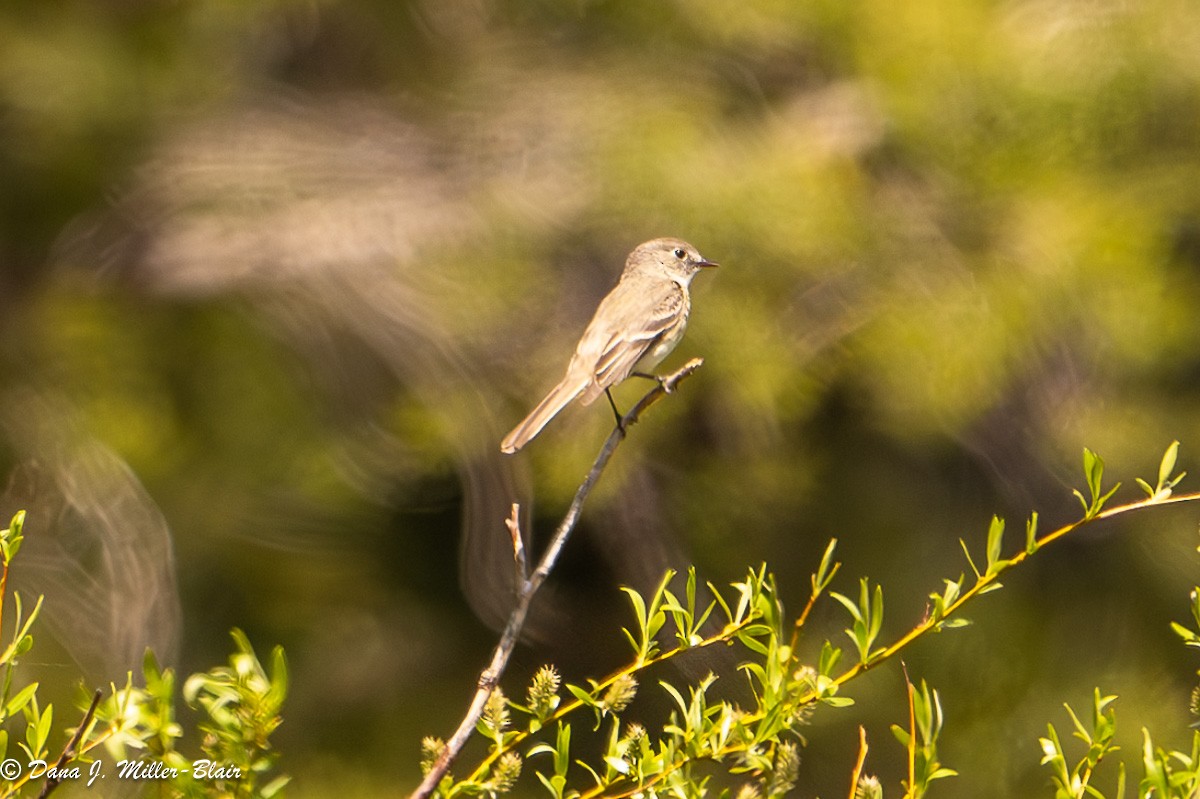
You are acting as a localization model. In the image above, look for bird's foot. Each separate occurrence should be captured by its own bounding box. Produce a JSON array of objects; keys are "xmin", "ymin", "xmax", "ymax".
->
[{"xmin": 632, "ymin": 371, "xmax": 672, "ymax": 393}]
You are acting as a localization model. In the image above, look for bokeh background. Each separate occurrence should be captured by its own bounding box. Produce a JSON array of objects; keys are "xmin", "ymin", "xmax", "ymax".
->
[{"xmin": 3, "ymin": 0, "xmax": 1200, "ymax": 796}]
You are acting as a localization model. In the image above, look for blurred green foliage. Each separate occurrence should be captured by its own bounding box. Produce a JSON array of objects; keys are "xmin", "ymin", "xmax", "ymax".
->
[
  {"xmin": 4, "ymin": 0, "xmax": 1200, "ymax": 796},
  {"xmin": 0, "ymin": 511, "xmax": 288, "ymax": 798}
]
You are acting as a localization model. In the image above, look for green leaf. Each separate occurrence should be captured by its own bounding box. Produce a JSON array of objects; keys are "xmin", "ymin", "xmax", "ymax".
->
[
  {"xmin": 1063, "ymin": 701, "xmax": 1089, "ymax": 743},
  {"xmin": 831, "ymin": 580, "xmax": 883, "ymax": 664},
  {"xmin": 829, "ymin": 592, "xmax": 863, "ymax": 623},
  {"xmin": 534, "ymin": 771, "xmax": 562, "ymax": 799},
  {"xmin": 583, "ymin": 758, "xmax": 611, "ymax": 782},
  {"xmin": 4, "ymin": 683, "xmax": 38, "ymax": 719},
  {"xmin": 1141, "ymin": 441, "xmax": 1187, "ymax": 501},
  {"xmin": 985, "ymin": 516, "xmax": 1005, "ymax": 575},
  {"xmin": 0, "ymin": 595, "xmax": 43, "ymax": 664},
  {"xmin": 737, "ymin": 630, "xmax": 770, "ymax": 656},
  {"xmin": 813, "ymin": 538, "xmax": 840, "ymax": 593},
  {"xmin": 818, "ymin": 641, "xmax": 841, "ymax": 676},
  {"xmin": 30, "ymin": 702, "xmax": 52, "ymax": 757},
  {"xmin": 553, "ymin": 722, "xmax": 571, "ymax": 776},
  {"xmin": 1097, "ymin": 483, "xmax": 1121, "ymax": 512},
  {"xmin": 659, "ymin": 681, "xmax": 688, "ymax": 717},
  {"xmin": 1142, "ymin": 728, "xmax": 1169, "ymax": 797},
  {"xmin": 869, "ymin": 583, "xmax": 884, "ymax": 643},
  {"xmin": 621, "ymin": 588, "xmax": 648, "ymax": 640},
  {"xmin": 941, "ymin": 578, "xmax": 962, "ymax": 607},
  {"xmin": 261, "ymin": 775, "xmax": 291, "ymax": 798},
  {"xmin": 1076, "ymin": 448, "xmax": 1121, "ymax": 518},
  {"xmin": 1, "ymin": 510, "xmax": 25, "ymax": 564},
  {"xmin": 1084, "ymin": 448, "xmax": 1102, "ymax": 497},
  {"xmin": 267, "ymin": 645, "xmax": 289, "ymax": 709},
  {"xmin": 707, "ymin": 581, "xmax": 733, "ymax": 623},
  {"xmin": 960, "ymin": 539, "xmax": 982, "ymax": 580},
  {"xmin": 565, "ymin": 683, "xmax": 597, "ymax": 708},
  {"xmin": 1159, "ymin": 441, "xmax": 1180, "ymax": 489}
]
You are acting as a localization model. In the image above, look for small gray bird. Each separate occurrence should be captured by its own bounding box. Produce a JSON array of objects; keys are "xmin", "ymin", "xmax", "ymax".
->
[{"xmin": 501, "ymin": 237, "xmax": 717, "ymax": 453}]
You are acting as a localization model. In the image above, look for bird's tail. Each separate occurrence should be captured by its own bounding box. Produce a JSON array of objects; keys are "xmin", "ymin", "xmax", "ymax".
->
[{"xmin": 500, "ymin": 375, "xmax": 588, "ymax": 454}]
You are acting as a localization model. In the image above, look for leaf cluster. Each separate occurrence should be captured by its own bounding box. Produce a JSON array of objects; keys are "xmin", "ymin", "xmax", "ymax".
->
[
  {"xmin": 0, "ymin": 510, "xmax": 290, "ymax": 799},
  {"xmin": 418, "ymin": 442, "xmax": 1200, "ymax": 798},
  {"xmin": 1036, "ymin": 590, "xmax": 1200, "ymax": 799}
]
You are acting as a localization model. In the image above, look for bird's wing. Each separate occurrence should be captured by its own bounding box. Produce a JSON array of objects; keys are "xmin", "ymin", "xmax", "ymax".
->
[{"xmin": 576, "ymin": 283, "xmax": 685, "ymax": 404}]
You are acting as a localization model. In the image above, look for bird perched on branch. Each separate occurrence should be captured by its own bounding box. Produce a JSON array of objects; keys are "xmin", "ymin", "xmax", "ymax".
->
[{"xmin": 501, "ymin": 238, "xmax": 717, "ymax": 453}]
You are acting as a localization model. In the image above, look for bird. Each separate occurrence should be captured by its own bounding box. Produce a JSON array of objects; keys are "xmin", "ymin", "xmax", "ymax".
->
[{"xmin": 501, "ymin": 237, "xmax": 717, "ymax": 454}]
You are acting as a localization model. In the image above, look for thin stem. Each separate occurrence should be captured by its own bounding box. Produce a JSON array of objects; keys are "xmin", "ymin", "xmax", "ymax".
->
[
  {"xmin": 36, "ymin": 689, "xmax": 103, "ymax": 799},
  {"xmin": 816, "ymin": 490, "xmax": 1200, "ymax": 697},
  {"xmin": 0, "ymin": 559, "xmax": 8, "ymax": 659},
  {"xmin": 902, "ymin": 665, "xmax": 916, "ymax": 799},
  {"xmin": 409, "ymin": 359, "xmax": 705, "ymax": 799},
  {"xmin": 848, "ymin": 726, "xmax": 869, "ymax": 799},
  {"xmin": 579, "ymin": 489, "xmax": 1200, "ymax": 798},
  {"xmin": 505, "ymin": 504, "xmax": 527, "ymax": 582},
  {"xmin": 0, "ymin": 557, "xmax": 9, "ymax": 718},
  {"xmin": 789, "ymin": 557, "xmax": 841, "ymax": 653}
]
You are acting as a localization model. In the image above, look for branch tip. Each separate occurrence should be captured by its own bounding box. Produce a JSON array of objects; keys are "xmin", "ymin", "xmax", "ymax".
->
[{"xmin": 506, "ymin": 503, "xmax": 527, "ymax": 582}]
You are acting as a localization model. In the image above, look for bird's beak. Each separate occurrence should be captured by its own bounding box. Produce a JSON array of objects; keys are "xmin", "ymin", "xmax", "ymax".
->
[{"xmin": 696, "ymin": 258, "xmax": 719, "ymax": 268}]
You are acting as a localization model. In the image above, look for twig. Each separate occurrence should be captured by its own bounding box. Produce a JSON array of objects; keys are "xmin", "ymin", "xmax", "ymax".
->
[
  {"xmin": 505, "ymin": 504, "xmax": 527, "ymax": 582},
  {"xmin": 815, "ymin": 489, "xmax": 1200, "ymax": 698},
  {"xmin": 409, "ymin": 358, "xmax": 704, "ymax": 799},
  {"xmin": 37, "ymin": 688, "xmax": 102, "ymax": 799},
  {"xmin": 847, "ymin": 726, "xmax": 869, "ymax": 799},
  {"xmin": 789, "ymin": 543, "xmax": 841, "ymax": 653}
]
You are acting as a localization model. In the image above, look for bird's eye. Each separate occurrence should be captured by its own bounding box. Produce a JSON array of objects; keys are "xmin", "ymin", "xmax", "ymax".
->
[{"xmin": 673, "ymin": 248, "xmax": 686, "ymax": 259}]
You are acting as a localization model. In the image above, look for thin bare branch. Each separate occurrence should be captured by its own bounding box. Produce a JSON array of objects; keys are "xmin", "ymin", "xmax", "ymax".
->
[
  {"xmin": 505, "ymin": 503, "xmax": 527, "ymax": 582},
  {"xmin": 37, "ymin": 688, "xmax": 102, "ymax": 799},
  {"xmin": 409, "ymin": 358, "xmax": 704, "ymax": 799}
]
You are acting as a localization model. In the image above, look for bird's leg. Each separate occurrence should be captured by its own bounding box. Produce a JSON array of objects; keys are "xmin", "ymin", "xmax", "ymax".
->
[
  {"xmin": 632, "ymin": 371, "xmax": 672, "ymax": 393},
  {"xmin": 604, "ymin": 388, "xmax": 626, "ymax": 434}
]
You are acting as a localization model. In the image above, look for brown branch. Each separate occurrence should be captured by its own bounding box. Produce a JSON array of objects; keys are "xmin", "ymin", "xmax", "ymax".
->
[
  {"xmin": 505, "ymin": 504, "xmax": 527, "ymax": 582},
  {"xmin": 37, "ymin": 688, "xmax": 102, "ymax": 799},
  {"xmin": 847, "ymin": 726, "xmax": 869, "ymax": 799},
  {"xmin": 409, "ymin": 358, "xmax": 705, "ymax": 799}
]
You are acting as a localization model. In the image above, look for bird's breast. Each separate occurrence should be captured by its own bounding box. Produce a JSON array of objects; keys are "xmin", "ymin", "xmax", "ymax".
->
[{"xmin": 643, "ymin": 299, "xmax": 689, "ymax": 368}]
